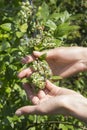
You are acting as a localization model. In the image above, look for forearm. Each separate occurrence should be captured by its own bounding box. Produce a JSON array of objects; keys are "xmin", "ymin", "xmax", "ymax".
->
[
  {"xmin": 81, "ymin": 47, "xmax": 87, "ymax": 68},
  {"xmin": 66, "ymin": 95, "xmax": 87, "ymax": 123}
]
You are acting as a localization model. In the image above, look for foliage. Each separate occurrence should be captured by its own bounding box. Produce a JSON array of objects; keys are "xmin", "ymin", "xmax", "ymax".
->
[{"xmin": 0, "ymin": 0, "xmax": 87, "ymax": 129}]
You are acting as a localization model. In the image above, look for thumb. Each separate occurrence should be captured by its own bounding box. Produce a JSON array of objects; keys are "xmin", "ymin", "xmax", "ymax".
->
[
  {"xmin": 15, "ymin": 105, "xmax": 38, "ymax": 116},
  {"xmin": 33, "ymin": 51, "xmax": 47, "ymax": 58},
  {"xmin": 45, "ymin": 80, "xmax": 61, "ymax": 94},
  {"xmin": 33, "ymin": 51, "xmax": 42, "ymax": 58},
  {"xmin": 45, "ymin": 80, "xmax": 57, "ymax": 90}
]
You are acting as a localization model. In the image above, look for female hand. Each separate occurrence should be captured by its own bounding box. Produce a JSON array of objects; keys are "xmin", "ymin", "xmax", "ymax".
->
[
  {"xmin": 18, "ymin": 47, "xmax": 87, "ymax": 78},
  {"xmin": 15, "ymin": 80, "xmax": 87, "ymax": 123}
]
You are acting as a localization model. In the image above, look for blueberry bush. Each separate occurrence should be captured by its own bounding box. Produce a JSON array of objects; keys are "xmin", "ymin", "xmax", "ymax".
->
[{"xmin": 0, "ymin": 0, "xmax": 87, "ymax": 129}]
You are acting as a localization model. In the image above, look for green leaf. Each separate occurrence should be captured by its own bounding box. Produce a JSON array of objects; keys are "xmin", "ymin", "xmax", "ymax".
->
[
  {"xmin": 51, "ymin": 75, "xmax": 62, "ymax": 81},
  {"xmin": 37, "ymin": 2, "xmax": 49, "ymax": 22},
  {"xmin": 59, "ymin": 124, "xmax": 68, "ymax": 130},
  {"xmin": 19, "ymin": 23, "xmax": 28, "ymax": 33},
  {"xmin": 50, "ymin": 11, "xmax": 71, "ymax": 23},
  {"xmin": 0, "ymin": 33, "xmax": 9, "ymax": 40},
  {"xmin": 0, "ymin": 23, "xmax": 12, "ymax": 31},
  {"xmin": 0, "ymin": 41, "xmax": 10, "ymax": 51},
  {"xmin": 39, "ymin": 53, "xmax": 47, "ymax": 60},
  {"xmin": 16, "ymin": 31, "xmax": 24, "ymax": 38},
  {"xmin": 5, "ymin": 87, "xmax": 11, "ymax": 94},
  {"xmin": 59, "ymin": 124, "xmax": 74, "ymax": 130},
  {"xmin": 46, "ymin": 20, "xmax": 57, "ymax": 30},
  {"xmin": 60, "ymin": 11, "xmax": 71, "ymax": 23},
  {"xmin": 54, "ymin": 23, "xmax": 80, "ymax": 38}
]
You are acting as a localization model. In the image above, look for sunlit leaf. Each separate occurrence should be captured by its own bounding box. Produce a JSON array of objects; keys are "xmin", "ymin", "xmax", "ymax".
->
[
  {"xmin": 37, "ymin": 2, "xmax": 49, "ymax": 22},
  {"xmin": 54, "ymin": 23, "xmax": 80, "ymax": 38},
  {"xmin": 16, "ymin": 31, "xmax": 23, "ymax": 38},
  {"xmin": 0, "ymin": 41, "xmax": 10, "ymax": 51},
  {"xmin": 0, "ymin": 23, "xmax": 12, "ymax": 31},
  {"xmin": 46, "ymin": 20, "xmax": 57, "ymax": 30},
  {"xmin": 19, "ymin": 23, "xmax": 28, "ymax": 33}
]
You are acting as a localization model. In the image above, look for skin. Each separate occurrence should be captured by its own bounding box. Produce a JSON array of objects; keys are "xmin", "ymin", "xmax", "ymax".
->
[
  {"xmin": 16, "ymin": 47, "xmax": 87, "ymax": 123},
  {"xmin": 18, "ymin": 47, "xmax": 87, "ymax": 78}
]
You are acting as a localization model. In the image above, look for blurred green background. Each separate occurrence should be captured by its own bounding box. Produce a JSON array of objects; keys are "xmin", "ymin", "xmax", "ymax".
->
[{"xmin": 0, "ymin": 0, "xmax": 87, "ymax": 129}]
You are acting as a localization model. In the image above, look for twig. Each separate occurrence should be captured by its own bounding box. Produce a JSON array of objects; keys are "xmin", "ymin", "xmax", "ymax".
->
[{"xmin": 25, "ymin": 120, "xmax": 87, "ymax": 130}]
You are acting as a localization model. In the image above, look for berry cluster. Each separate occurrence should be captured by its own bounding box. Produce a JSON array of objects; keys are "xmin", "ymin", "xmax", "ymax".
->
[
  {"xmin": 17, "ymin": 0, "xmax": 32, "ymax": 23},
  {"xmin": 28, "ymin": 34, "xmax": 56, "ymax": 50},
  {"xmin": 29, "ymin": 59, "xmax": 52, "ymax": 90},
  {"xmin": 18, "ymin": 1, "xmax": 58, "ymax": 91}
]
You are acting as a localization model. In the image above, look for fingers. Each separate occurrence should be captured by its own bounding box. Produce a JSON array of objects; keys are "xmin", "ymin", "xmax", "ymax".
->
[
  {"xmin": 21, "ymin": 51, "xmax": 48, "ymax": 64},
  {"xmin": 22, "ymin": 51, "xmax": 43, "ymax": 64},
  {"xmin": 33, "ymin": 50, "xmax": 54, "ymax": 60},
  {"xmin": 37, "ymin": 90, "xmax": 46, "ymax": 99},
  {"xmin": 21, "ymin": 54, "xmax": 35, "ymax": 64},
  {"xmin": 19, "ymin": 50, "xmax": 49, "ymax": 78},
  {"xmin": 45, "ymin": 80, "xmax": 78, "ymax": 95},
  {"xmin": 33, "ymin": 51, "xmax": 43, "ymax": 58},
  {"xmin": 23, "ymin": 83, "xmax": 40, "ymax": 104},
  {"xmin": 45, "ymin": 80, "xmax": 59, "ymax": 90},
  {"xmin": 18, "ymin": 68, "xmax": 33, "ymax": 78},
  {"xmin": 18, "ymin": 51, "xmax": 48, "ymax": 78},
  {"xmin": 45, "ymin": 80, "xmax": 60, "ymax": 95},
  {"xmin": 15, "ymin": 105, "xmax": 39, "ymax": 116},
  {"xmin": 23, "ymin": 83, "xmax": 46, "ymax": 104}
]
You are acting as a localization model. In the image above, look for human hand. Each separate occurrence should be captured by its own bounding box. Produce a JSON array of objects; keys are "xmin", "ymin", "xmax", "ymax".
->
[
  {"xmin": 18, "ymin": 47, "xmax": 87, "ymax": 78},
  {"xmin": 15, "ymin": 80, "xmax": 87, "ymax": 123}
]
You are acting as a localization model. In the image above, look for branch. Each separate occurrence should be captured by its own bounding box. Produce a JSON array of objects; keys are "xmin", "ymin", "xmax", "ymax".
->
[{"xmin": 25, "ymin": 120, "xmax": 86, "ymax": 130}]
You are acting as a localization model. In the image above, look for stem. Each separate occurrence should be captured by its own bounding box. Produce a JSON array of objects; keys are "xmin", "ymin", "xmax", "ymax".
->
[{"xmin": 25, "ymin": 120, "xmax": 87, "ymax": 130}]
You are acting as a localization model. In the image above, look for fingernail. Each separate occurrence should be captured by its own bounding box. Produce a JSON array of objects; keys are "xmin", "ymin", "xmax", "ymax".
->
[
  {"xmin": 21, "ymin": 58, "xmax": 26, "ymax": 62},
  {"xmin": 33, "ymin": 51, "xmax": 40, "ymax": 55},
  {"xmin": 17, "ymin": 73, "xmax": 22, "ymax": 79},
  {"xmin": 46, "ymin": 80, "xmax": 49, "ymax": 85},
  {"xmin": 46, "ymin": 80, "xmax": 52, "ymax": 85},
  {"xmin": 15, "ymin": 110, "xmax": 22, "ymax": 116},
  {"xmin": 33, "ymin": 51, "xmax": 38, "ymax": 53}
]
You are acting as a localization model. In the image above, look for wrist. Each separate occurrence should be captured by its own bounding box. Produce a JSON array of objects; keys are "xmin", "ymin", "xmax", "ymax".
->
[
  {"xmin": 65, "ymin": 95, "xmax": 87, "ymax": 123},
  {"xmin": 81, "ymin": 47, "xmax": 87, "ymax": 70}
]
